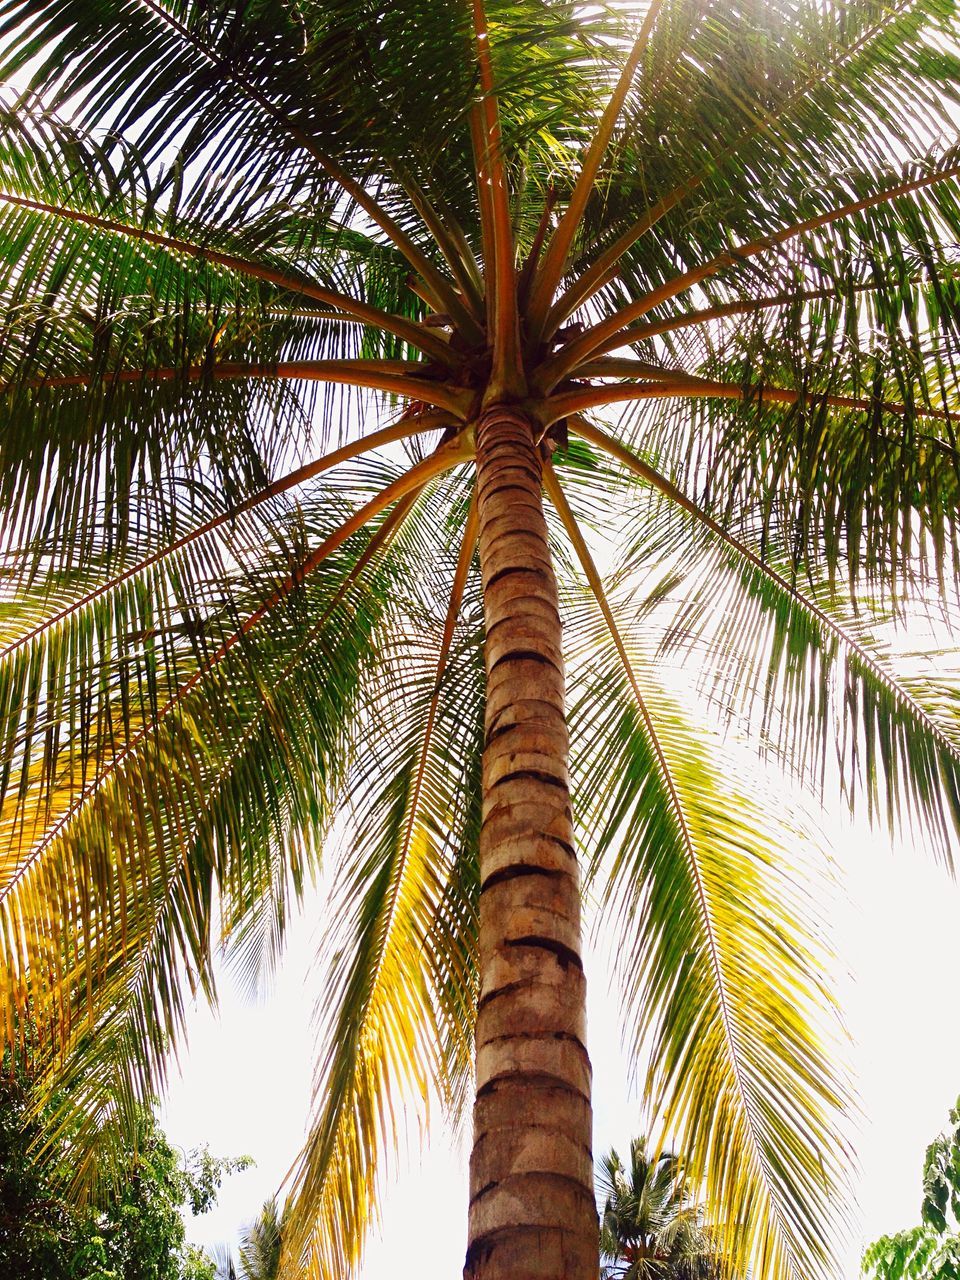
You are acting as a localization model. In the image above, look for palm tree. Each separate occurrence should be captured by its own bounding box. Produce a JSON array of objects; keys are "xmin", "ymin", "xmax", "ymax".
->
[
  {"xmin": 0, "ymin": 2, "xmax": 958, "ymax": 1279},
  {"xmin": 214, "ymin": 1199, "xmax": 284, "ymax": 1280},
  {"xmin": 237, "ymin": 1200, "xmax": 284, "ymax": 1280},
  {"xmin": 598, "ymin": 1139, "xmax": 721, "ymax": 1280}
]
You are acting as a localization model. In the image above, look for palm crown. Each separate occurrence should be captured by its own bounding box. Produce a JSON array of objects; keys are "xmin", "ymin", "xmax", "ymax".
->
[
  {"xmin": 0, "ymin": 2, "xmax": 959, "ymax": 1279},
  {"xmin": 599, "ymin": 1139, "xmax": 721, "ymax": 1280},
  {"xmin": 215, "ymin": 1199, "xmax": 284, "ymax": 1280}
]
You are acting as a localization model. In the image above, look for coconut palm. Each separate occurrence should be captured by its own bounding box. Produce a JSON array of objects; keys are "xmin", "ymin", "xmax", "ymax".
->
[
  {"xmin": 0, "ymin": 1, "xmax": 959, "ymax": 1279},
  {"xmin": 214, "ymin": 1199, "xmax": 284, "ymax": 1280},
  {"xmin": 238, "ymin": 1200, "xmax": 284, "ymax": 1280},
  {"xmin": 598, "ymin": 1139, "xmax": 722, "ymax": 1280}
]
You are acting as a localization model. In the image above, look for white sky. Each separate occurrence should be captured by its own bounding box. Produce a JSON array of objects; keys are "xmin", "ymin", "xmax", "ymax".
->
[{"xmin": 161, "ymin": 784, "xmax": 960, "ymax": 1280}]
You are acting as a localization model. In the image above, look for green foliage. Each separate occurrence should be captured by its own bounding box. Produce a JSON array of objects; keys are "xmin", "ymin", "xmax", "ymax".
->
[
  {"xmin": 863, "ymin": 1099, "xmax": 960, "ymax": 1280},
  {"xmin": 598, "ymin": 1138, "xmax": 722, "ymax": 1280},
  {"xmin": 863, "ymin": 1229, "xmax": 960, "ymax": 1280},
  {"xmin": 0, "ymin": 1043, "xmax": 248, "ymax": 1280},
  {"xmin": 922, "ymin": 1103, "xmax": 960, "ymax": 1236},
  {"xmin": 0, "ymin": 1063, "xmax": 77, "ymax": 1279},
  {"xmin": 183, "ymin": 1248, "xmax": 219, "ymax": 1280},
  {"xmin": 214, "ymin": 1198, "xmax": 285, "ymax": 1280}
]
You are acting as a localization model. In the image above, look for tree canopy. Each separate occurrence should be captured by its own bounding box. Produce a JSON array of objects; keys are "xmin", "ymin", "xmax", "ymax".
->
[
  {"xmin": 599, "ymin": 1137, "xmax": 722, "ymax": 1280},
  {"xmin": 863, "ymin": 1099, "xmax": 960, "ymax": 1280},
  {"xmin": 0, "ymin": 1039, "xmax": 249, "ymax": 1280}
]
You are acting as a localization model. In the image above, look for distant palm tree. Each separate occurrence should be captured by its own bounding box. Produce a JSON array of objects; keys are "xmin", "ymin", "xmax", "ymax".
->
[
  {"xmin": 598, "ymin": 1140, "xmax": 721, "ymax": 1280},
  {"xmin": 1, "ymin": 2, "xmax": 960, "ymax": 1279},
  {"xmin": 215, "ymin": 1200, "xmax": 283, "ymax": 1280},
  {"xmin": 238, "ymin": 1200, "xmax": 283, "ymax": 1280}
]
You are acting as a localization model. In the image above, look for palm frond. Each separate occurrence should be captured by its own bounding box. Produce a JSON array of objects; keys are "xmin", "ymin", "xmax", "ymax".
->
[
  {"xmin": 0, "ymin": 447, "xmax": 470, "ymax": 1054},
  {"xmin": 283, "ymin": 487, "xmax": 483, "ymax": 1278},
  {"xmin": 554, "ymin": 0, "xmax": 960, "ymax": 331},
  {"xmin": 10, "ymin": 504, "xmax": 403, "ymax": 1182},
  {"xmin": 573, "ymin": 415, "xmax": 960, "ymax": 863},
  {"xmin": 558, "ymin": 541, "xmax": 851, "ymax": 1280}
]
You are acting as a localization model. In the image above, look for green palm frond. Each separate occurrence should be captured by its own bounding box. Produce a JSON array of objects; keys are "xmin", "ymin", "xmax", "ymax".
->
[
  {"xmin": 562, "ymin": 0, "xmax": 960, "ymax": 326},
  {"xmin": 664, "ymin": 543, "xmax": 960, "ymax": 855},
  {"xmin": 2, "ymin": 502, "xmax": 403, "ymax": 1160},
  {"xmin": 0, "ymin": 415, "xmax": 447, "ymax": 823},
  {"xmin": 546, "ymin": 465, "xmax": 848, "ymax": 1279},
  {"xmin": 0, "ymin": 451, "xmax": 479, "ymax": 1148},
  {"xmin": 0, "ymin": 104, "xmax": 448, "ymax": 552},
  {"xmin": 629, "ymin": 302, "xmax": 960, "ymax": 595},
  {"xmin": 567, "ymin": 600, "xmax": 850, "ymax": 1280},
  {"xmin": 575, "ymin": 417, "xmax": 960, "ymax": 863}
]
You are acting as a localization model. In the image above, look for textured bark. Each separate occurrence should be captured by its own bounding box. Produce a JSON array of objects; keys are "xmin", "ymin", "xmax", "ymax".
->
[{"xmin": 464, "ymin": 405, "xmax": 598, "ymax": 1280}]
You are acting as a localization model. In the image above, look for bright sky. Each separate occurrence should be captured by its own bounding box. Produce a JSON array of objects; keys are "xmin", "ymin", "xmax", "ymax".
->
[{"xmin": 161, "ymin": 779, "xmax": 960, "ymax": 1279}]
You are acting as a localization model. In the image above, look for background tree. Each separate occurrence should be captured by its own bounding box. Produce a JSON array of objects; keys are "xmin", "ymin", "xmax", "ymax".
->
[
  {"xmin": 863, "ymin": 1099, "xmax": 960, "ymax": 1280},
  {"xmin": 598, "ymin": 1138, "xmax": 722, "ymax": 1280},
  {"xmin": 215, "ymin": 1199, "xmax": 285, "ymax": 1280},
  {"xmin": 0, "ymin": 1040, "xmax": 248, "ymax": 1280},
  {"xmin": 0, "ymin": 1, "xmax": 959, "ymax": 1279},
  {"xmin": 237, "ymin": 1201, "xmax": 283, "ymax": 1280}
]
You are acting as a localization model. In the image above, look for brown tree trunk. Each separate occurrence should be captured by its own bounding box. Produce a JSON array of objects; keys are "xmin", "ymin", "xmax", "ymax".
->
[{"xmin": 464, "ymin": 404, "xmax": 598, "ymax": 1280}]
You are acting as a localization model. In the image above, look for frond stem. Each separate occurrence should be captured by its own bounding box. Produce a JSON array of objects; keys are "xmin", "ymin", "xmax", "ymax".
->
[
  {"xmin": 525, "ymin": 0, "xmax": 664, "ymax": 341},
  {"xmin": 392, "ymin": 164, "xmax": 485, "ymax": 316},
  {"xmin": 542, "ymin": 374, "xmax": 953, "ymax": 428},
  {"xmin": 543, "ymin": 161, "xmax": 960, "ymax": 384},
  {"xmin": 597, "ymin": 279, "xmax": 907, "ymax": 349},
  {"xmin": 19, "ymin": 359, "xmax": 470, "ymax": 417},
  {"xmin": 0, "ymin": 192, "xmax": 457, "ymax": 366}
]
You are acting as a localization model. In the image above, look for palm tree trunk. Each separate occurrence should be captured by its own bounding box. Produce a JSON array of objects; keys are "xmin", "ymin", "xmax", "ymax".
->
[{"xmin": 464, "ymin": 404, "xmax": 598, "ymax": 1280}]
